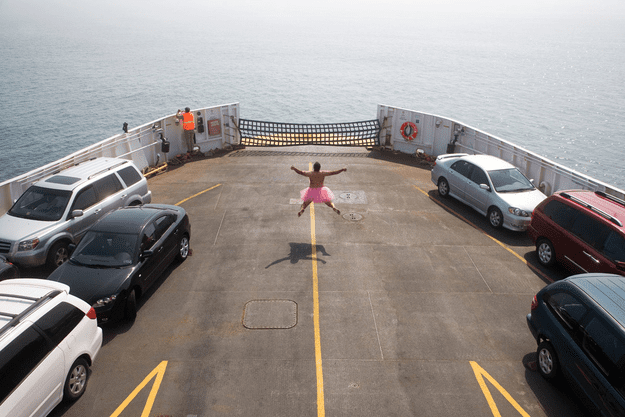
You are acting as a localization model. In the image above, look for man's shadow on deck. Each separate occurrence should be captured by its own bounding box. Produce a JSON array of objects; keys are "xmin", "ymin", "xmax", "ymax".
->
[{"xmin": 265, "ymin": 242, "xmax": 330, "ymax": 268}]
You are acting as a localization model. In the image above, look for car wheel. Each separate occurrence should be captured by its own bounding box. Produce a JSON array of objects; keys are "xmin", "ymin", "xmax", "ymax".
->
[
  {"xmin": 63, "ymin": 358, "xmax": 89, "ymax": 402},
  {"xmin": 536, "ymin": 238, "xmax": 556, "ymax": 267},
  {"xmin": 176, "ymin": 234, "xmax": 190, "ymax": 262},
  {"xmin": 537, "ymin": 341, "xmax": 559, "ymax": 380},
  {"xmin": 488, "ymin": 207, "xmax": 503, "ymax": 228},
  {"xmin": 47, "ymin": 241, "xmax": 69, "ymax": 270},
  {"xmin": 438, "ymin": 178, "xmax": 450, "ymax": 197},
  {"xmin": 125, "ymin": 289, "xmax": 137, "ymax": 321}
]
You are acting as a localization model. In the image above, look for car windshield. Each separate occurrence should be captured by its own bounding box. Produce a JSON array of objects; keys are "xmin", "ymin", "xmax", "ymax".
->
[
  {"xmin": 488, "ymin": 168, "xmax": 535, "ymax": 193},
  {"xmin": 71, "ymin": 231, "xmax": 138, "ymax": 268},
  {"xmin": 8, "ymin": 186, "xmax": 71, "ymax": 221}
]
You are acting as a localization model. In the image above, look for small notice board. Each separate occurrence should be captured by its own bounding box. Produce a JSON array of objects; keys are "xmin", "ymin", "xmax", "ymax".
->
[{"xmin": 208, "ymin": 119, "xmax": 221, "ymax": 136}]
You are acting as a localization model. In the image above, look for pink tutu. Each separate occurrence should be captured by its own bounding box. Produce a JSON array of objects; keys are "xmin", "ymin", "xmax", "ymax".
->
[{"xmin": 300, "ymin": 186, "xmax": 335, "ymax": 203}]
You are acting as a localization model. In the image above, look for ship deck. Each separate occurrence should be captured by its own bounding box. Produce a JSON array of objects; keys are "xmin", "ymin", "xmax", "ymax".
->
[{"xmin": 50, "ymin": 145, "xmax": 584, "ymax": 417}]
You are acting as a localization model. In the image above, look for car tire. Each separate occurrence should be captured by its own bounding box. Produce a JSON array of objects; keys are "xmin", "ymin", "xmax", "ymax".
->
[
  {"xmin": 176, "ymin": 234, "xmax": 190, "ymax": 262},
  {"xmin": 537, "ymin": 341, "xmax": 559, "ymax": 380},
  {"xmin": 536, "ymin": 238, "xmax": 556, "ymax": 267},
  {"xmin": 47, "ymin": 241, "xmax": 69, "ymax": 270},
  {"xmin": 125, "ymin": 289, "xmax": 137, "ymax": 321},
  {"xmin": 438, "ymin": 178, "xmax": 450, "ymax": 198},
  {"xmin": 63, "ymin": 357, "xmax": 89, "ymax": 402},
  {"xmin": 488, "ymin": 207, "xmax": 503, "ymax": 228}
]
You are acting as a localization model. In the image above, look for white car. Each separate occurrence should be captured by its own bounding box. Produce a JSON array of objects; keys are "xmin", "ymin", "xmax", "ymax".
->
[
  {"xmin": 431, "ymin": 154, "xmax": 547, "ymax": 231},
  {"xmin": 0, "ymin": 279, "xmax": 102, "ymax": 417}
]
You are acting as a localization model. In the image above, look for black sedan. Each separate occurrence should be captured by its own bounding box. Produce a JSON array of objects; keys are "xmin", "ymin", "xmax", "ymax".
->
[
  {"xmin": 0, "ymin": 255, "xmax": 19, "ymax": 281},
  {"xmin": 48, "ymin": 204, "xmax": 190, "ymax": 323}
]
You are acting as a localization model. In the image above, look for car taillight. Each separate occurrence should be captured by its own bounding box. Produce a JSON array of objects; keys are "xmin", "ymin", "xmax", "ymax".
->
[
  {"xmin": 87, "ymin": 307, "xmax": 97, "ymax": 320},
  {"xmin": 530, "ymin": 295, "xmax": 538, "ymax": 311}
]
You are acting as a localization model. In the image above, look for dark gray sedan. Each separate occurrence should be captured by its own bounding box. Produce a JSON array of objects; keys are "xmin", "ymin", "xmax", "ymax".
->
[{"xmin": 48, "ymin": 204, "xmax": 190, "ymax": 323}]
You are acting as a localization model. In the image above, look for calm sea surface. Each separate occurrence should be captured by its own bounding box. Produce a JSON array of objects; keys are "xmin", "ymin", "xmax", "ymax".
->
[{"xmin": 1, "ymin": 9, "xmax": 624, "ymax": 189}]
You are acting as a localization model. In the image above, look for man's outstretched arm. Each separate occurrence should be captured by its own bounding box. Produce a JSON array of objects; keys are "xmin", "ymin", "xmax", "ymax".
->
[
  {"xmin": 324, "ymin": 168, "xmax": 347, "ymax": 176},
  {"xmin": 291, "ymin": 166, "xmax": 308, "ymax": 176}
]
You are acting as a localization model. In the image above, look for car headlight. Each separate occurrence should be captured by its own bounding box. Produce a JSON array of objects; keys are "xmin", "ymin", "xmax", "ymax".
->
[
  {"xmin": 508, "ymin": 207, "xmax": 530, "ymax": 217},
  {"xmin": 17, "ymin": 238, "xmax": 40, "ymax": 251},
  {"xmin": 94, "ymin": 294, "xmax": 118, "ymax": 308}
]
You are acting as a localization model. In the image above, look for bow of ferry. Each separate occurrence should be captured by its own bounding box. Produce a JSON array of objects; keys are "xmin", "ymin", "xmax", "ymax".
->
[{"xmin": 2, "ymin": 103, "xmax": 621, "ymax": 416}]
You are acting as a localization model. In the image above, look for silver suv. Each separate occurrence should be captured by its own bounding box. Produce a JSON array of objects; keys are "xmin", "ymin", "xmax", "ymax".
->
[
  {"xmin": 0, "ymin": 279, "xmax": 102, "ymax": 416},
  {"xmin": 0, "ymin": 158, "xmax": 151, "ymax": 269}
]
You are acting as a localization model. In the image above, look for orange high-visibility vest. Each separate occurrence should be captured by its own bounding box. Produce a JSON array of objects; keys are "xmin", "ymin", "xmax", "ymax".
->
[{"xmin": 183, "ymin": 112, "xmax": 195, "ymax": 130}]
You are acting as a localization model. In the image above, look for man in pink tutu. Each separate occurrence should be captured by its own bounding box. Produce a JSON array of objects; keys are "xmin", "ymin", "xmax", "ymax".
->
[{"xmin": 291, "ymin": 162, "xmax": 347, "ymax": 217}]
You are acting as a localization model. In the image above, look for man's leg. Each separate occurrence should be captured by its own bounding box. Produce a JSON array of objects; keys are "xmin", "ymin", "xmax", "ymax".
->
[
  {"xmin": 298, "ymin": 200, "xmax": 312, "ymax": 217},
  {"xmin": 325, "ymin": 202, "xmax": 340, "ymax": 215}
]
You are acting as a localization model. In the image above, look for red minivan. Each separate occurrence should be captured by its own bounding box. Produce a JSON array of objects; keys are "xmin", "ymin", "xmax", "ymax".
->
[{"xmin": 527, "ymin": 190, "xmax": 625, "ymax": 276}]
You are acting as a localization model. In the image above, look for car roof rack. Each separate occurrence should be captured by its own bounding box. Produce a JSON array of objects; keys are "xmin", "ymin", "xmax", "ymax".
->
[
  {"xmin": 561, "ymin": 192, "xmax": 623, "ymax": 228},
  {"xmin": 0, "ymin": 290, "xmax": 61, "ymax": 338},
  {"xmin": 87, "ymin": 160, "xmax": 128, "ymax": 180},
  {"xmin": 595, "ymin": 191, "xmax": 625, "ymax": 208}
]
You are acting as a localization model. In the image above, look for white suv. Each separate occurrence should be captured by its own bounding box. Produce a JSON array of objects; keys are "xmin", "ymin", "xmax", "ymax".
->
[
  {"xmin": 0, "ymin": 157, "xmax": 151, "ymax": 269},
  {"xmin": 0, "ymin": 279, "xmax": 102, "ymax": 416}
]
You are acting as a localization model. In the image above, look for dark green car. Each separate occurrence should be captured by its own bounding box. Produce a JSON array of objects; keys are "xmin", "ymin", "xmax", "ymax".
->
[{"xmin": 527, "ymin": 273, "xmax": 625, "ymax": 416}]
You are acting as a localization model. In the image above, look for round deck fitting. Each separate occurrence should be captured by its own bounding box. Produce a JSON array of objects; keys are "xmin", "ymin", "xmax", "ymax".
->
[{"xmin": 343, "ymin": 213, "xmax": 363, "ymax": 221}]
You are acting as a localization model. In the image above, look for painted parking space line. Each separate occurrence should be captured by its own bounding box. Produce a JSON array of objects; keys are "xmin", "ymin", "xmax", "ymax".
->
[
  {"xmin": 175, "ymin": 183, "xmax": 222, "ymax": 206},
  {"xmin": 413, "ymin": 185, "xmax": 553, "ymax": 283},
  {"xmin": 308, "ymin": 162, "xmax": 326, "ymax": 417}
]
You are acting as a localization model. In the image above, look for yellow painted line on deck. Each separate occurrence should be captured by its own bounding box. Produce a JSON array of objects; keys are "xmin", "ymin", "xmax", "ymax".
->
[
  {"xmin": 109, "ymin": 361, "xmax": 168, "ymax": 417},
  {"xmin": 175, "ymin": 183, "xmax": 222, "ymax": 206},
  {"xmin": 309, "ymin": 162, "xmax": 326, "ymax": 417},
  {"xmin": 470, "ymin": 361, "xmax": 531, "ymax": 417},
  {"xmin": 413, "ymin": 185, "xmax": 553, "ymax": 283}
]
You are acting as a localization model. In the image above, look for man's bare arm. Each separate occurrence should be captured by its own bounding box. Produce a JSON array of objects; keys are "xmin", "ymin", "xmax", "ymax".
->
[
  {"xmin": 291, "ymin": 166, "xmax": 311, "ymax": 176},
  {"xmin": 323, "ymin": 168, "xmax": 347, "ymax": 176}
]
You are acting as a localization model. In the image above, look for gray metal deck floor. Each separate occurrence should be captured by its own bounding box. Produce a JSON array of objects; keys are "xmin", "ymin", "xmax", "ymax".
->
[{"xmin": 51, "ymin": 145, "xmax": 582, "ymax": 417}]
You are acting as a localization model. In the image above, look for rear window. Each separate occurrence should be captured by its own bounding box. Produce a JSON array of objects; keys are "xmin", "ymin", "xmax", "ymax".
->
[
  {"xmin": 117, "ymin": 166, "xmax": 142, "ymax": 187},
  {"xmin": 570, "ymin": 212, "xmax": 610, "ymax": 250},
  {"xmin": 34, "ymin": 302, "xmax": 85, "ymax": 346},
  {"xmin": 542, "ymin": 200, "xmax": 577, "ymax": 228},
  {"xmin": 94, "ymin": 174, "xmax": 123, "ymax": 200},
  {"xmin": 603, "ymin": 232, "xmax": 625, "ymax": 263},
  {"xmin": 583, "ymin": 316, "xmax": 625, "ymax": 380},
  {"xmin": 545, "ymin": 291, "xmax": 589, "ymax": 330}
]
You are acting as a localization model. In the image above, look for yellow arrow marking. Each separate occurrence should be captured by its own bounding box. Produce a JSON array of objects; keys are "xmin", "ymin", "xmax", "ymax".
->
[
  {"xmin": 470, "ymin": 361, "xmax": 531, "ymax": 417},
  {"xmin": 109, "ymin": 360, "xmax": 168, "ymax": 417}
]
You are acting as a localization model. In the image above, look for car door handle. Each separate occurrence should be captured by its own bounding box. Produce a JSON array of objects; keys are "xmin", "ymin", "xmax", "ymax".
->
[
  {"xmin": 94, "ymin": 208, "xmax": 102, "ymax": 214},
  {"xmin": 120, "ymin": 194, "xmax": 127, "ymax": 199},
  {"xmin": 583, "ymin": 251, "xmax": 600, "ymax": 264}
]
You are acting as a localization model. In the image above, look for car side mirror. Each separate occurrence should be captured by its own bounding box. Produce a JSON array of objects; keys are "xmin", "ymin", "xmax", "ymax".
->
[
  {"xmin": 70, "ymin": 209, "xmax": 84, "ymax": 219},
  {"xmin": 479, "ymin": 183, "xmax": 491, "ymax": 191},
  {"xmin": 68, "ymin": 244, "xmax": 76, "ymax": 255},
  {"xmin": 141, "ymin": 249, "xmax": 154, "ymax": 260},
  {"xmin": 616, "ymin": 261, "xmax": 625, "ymax": 272}
]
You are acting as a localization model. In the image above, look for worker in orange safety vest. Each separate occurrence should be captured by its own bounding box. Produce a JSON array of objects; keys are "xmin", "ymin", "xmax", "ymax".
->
[{"xmin": 182, "ymin": 107, "xmax": 195, "ymax": 153}]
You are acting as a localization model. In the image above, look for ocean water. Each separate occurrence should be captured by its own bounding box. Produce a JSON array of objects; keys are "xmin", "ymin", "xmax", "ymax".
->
[{"xmin": 1, "ymin": 3, "xmax": 624, "ymax": 190}]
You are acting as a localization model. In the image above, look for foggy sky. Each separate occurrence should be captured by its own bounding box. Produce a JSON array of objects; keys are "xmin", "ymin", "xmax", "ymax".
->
[{"xmin": 2, "ymin": 0, "xmax": 624, "ymax": 29}]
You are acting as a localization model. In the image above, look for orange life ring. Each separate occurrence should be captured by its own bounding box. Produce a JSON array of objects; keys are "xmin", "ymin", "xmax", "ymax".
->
[{"xmin": 400, "ymin": 122, "xmax": 418, "ymax": 141}]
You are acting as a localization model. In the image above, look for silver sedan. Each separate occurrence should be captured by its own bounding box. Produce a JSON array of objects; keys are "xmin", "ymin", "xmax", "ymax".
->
[{"xmin": 431, "ymin": 154, "xmax": 547, "ymax": 231}]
